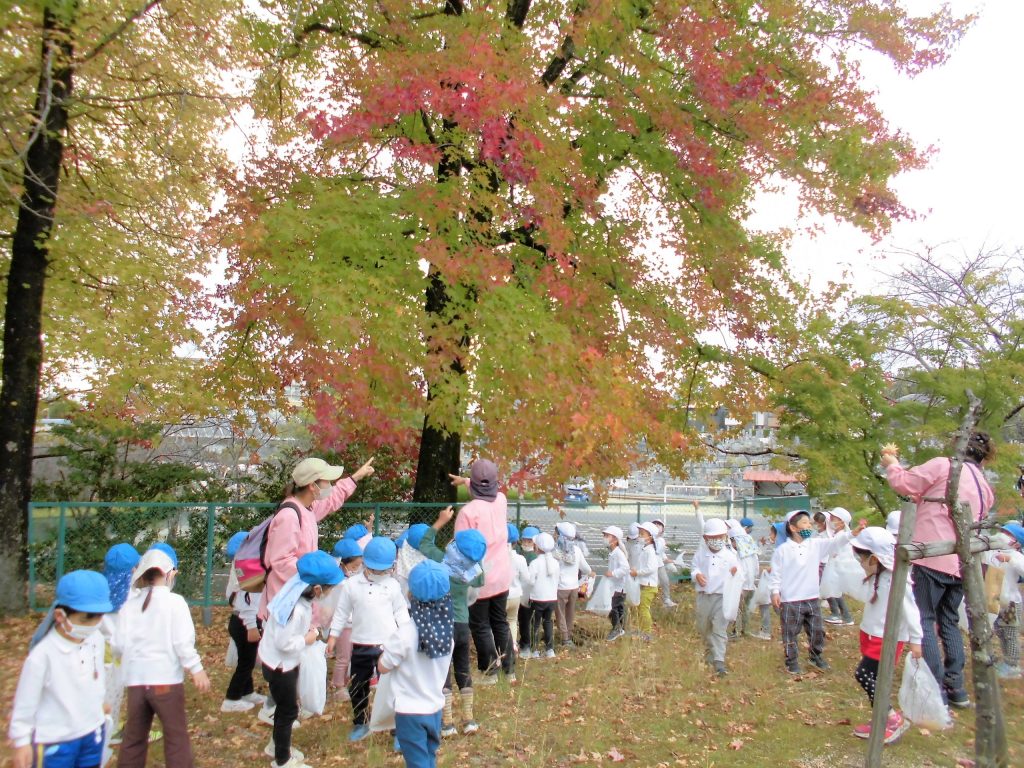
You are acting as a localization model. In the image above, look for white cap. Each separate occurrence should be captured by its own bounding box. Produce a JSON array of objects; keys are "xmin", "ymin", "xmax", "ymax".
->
[
  {"xmin": 851, "ymin": 527, "xmax": 896, "ymax": 571},
  {"xmin": 602, "ymin": 525, "xmax": 624, "ymax": 543},
  {"xmin": 555, "ymin": 521, "xmax": 577, "ymax": 539},
  {"xmin": 825, "ymin": 507, "xmax": 852, "ymax": 525},
  {"xmin": 292, "ymin": 457, "xmax": 345, "ymax": 487},
  {"xmin": 534, "ymin": 532, "xmax": 555, "ymax": 553},
  {"xmin": 725, "ymin": 519, "xmax": 743, "ymax": 538},
  {"xmin": 703, "ymin": 518, "xmax": 728, "ymax": 537},
  {"xmin": 131, "ymin": 549, "xmax": 175, "ymax": 588},
  {"xmin": 639, "ymin": 522, "xmax": 660, "ymax": 538},
  {"xmin": 651, "ymin": 518, "xmax": 665, "ymax": 530},
  {"xmin": 785, "ymin": 510, "xmax": 809, "ymax": 523},
  {"xmin": 626, "ymin": 522, "xmax": 640, "ymax": 540},
  {"xmin": 885, "ymin": 510, "xmax": 901, "ymax": 535}
]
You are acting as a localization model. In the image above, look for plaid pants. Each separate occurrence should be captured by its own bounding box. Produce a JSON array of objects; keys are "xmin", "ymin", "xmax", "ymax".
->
[
  {"xmin": 995, "ymin": 602, "xmax": 1020, "ymax": 668},
  {"xmin": 780, "ymin": 598, "xmax": 825, "ymax": 669}
]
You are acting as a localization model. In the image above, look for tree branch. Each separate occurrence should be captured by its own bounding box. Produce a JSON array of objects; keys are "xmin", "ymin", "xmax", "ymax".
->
[{"xmin": 79, "ymin": 0, "xmax": 163, "ymax": 63}]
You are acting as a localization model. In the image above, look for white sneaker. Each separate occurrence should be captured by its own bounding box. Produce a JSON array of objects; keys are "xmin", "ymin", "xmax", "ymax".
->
[
  {"xmin": 243, "ymin": 693, "xmax": 268, "ymax": 705},
  {"xmin": 269, "ymin": 758, "xmax": 311, "ymax": 768},
  {"xmin": 265, "ymin": 741, "xmax": 305, "ymax": 761},
  {"xmin": 221, "ymin": 698, "xmax": 256, "ymax": 713},
  {"xmin": 544, "ymin": 649, "xmax": 556, "ymax": 658},
  {"xmin": 258, "ymin": 706, "xmax": 301, "ymax": 729}
]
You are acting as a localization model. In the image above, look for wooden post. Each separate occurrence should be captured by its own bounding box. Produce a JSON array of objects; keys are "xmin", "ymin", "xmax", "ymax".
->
[{"xmin": 864, "ymin": 501, "xmax": 917, "ymax": 768}]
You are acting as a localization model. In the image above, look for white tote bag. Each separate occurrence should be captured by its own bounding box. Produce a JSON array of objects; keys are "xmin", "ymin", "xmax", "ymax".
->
[
  {"xmin": 298, "ymin": 641, "xmax": 328, "ymax": 716},
  {"xmin": 369, "ymin": 671, "xmax": 397, "ymax": 732},
  {"xmin": 722, "ymin": 570, "xmax": 744, "ymax": 623}
]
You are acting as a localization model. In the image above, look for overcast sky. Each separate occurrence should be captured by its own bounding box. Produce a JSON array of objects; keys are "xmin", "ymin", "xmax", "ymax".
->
[{"xmin": 768, "ymin": 0, "xmax": 1023, "ymax": 295}]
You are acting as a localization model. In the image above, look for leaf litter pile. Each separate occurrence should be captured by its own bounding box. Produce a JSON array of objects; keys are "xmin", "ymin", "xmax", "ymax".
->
[{"xmin": 1, "ymin": 591, "xmax": 1021, "ymax": 767}]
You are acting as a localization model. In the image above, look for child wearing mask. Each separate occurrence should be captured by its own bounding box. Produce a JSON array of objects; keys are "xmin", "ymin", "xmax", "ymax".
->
[
  {"xmin": 418, "ymin": 507, "xmax": 487, "ymax": 735},
  {"xmin": 631, "ymin": 523, "xmax": 661, "ymax": 641},
  {"xmin": 691, "ymin": 519, "xmax": 739, "ymax": 676},
  {"xmin": 848, "ymin": 528, "xmax": 923, "ymax": 744},
  {"xmin": 259, "ymin": 551, "xmax": 344, "ymax": 768},
  {"xmin": 506, "ymin": 523, "xmax": 531, "ymax": 658},
  {"xmin": 377, "ymin": 560, "xmax": 456, "ymax": 768},
  {"xmin": 517, "ymin": 526, "xmax": 541, "ymax": 656},
  {"xmin": 10, "ymin": 571, "xmax": 113, "ymax": 768},
  {"xmin": 222, "ymin": 531, "xmax": 266, "ymax": 713},
  {"xmin": 725, "ymin": 519, "xmax": 759, "ymax": 637},
  {"xmin": 327, "ymin": 537, "xmax": 364, "ymax": 702},
  {"xmin": 769, "ymin": 511, "xmax": 861, "ymax": 674},
  {"xmin": 115, "ymin": 548, "xmax": 210, "ymax": 768},
  {"xmin": 650, "ymin": 519, "xmax": 677, "ymax": 608},
  {"xmin": 526, "ymin": 533, "xmax": 560, "ymax": 658},
  {"xmin": 602, "ymin": 526, "xmax": 630, "ymax": 641},
  {"xmin": 327, "ymin": 537, "xmax": 410, "ymax": 742},
  {"xmin": 822, "ymin": 508, "xmax": 856, "ymax": 627}
]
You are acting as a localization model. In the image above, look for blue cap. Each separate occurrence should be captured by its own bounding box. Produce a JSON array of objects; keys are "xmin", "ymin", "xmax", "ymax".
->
[
  {"xmin": 521, "ymin": 526, "xmax": 540, "ymax": 540},
  {"xmin": 506, "ymin": 523, "xmax": 520, "ymax": 543},
  {"xmin": 56, "ymin": 570, "xmax": 114, "ymax": 613},
  {"xmin": 454, "ymin": 529, "xmax": 487, "ymax": 563},
  {"xmin": 1002, "ymin": 523, "xmax": 1024, "ymax": 548},
  {"xmin": 344, "ymin": 523, "xmax": 369, "ymax": 541},
  {"xmin": 297, "ymin": 551, "xmax": 344, "ymax": 586},
  {"xmin": 406, "ymin": 523, "xmax": 430, "ymax": 550},
  {"xmin": 363, "ymin": 536, "xmax": 398, "ymax": 570},
  {"xmin": 149, "ymin": 542, "xmax": 178, "ymax": 568},
  {"xmin": 104, "ymin": 543, "xmax": 140, "ymax": 572},
  {"xmin": 226, "ymin": 532, "xmax": 248, "ymax": 559},
  {"xmin": 740, "ymin": 518, "xmax": 754, "ymax": 529},
  {"xmin": 409, "ymin": 560, "xmax": 450, "ymax": 602},
  {"xmin": 395, "ymin": 528, "xmax": 410, "ymax": 549},
  {"xmin": 333, "ymin": 538, "xmax": 363, "ymax": 559}
]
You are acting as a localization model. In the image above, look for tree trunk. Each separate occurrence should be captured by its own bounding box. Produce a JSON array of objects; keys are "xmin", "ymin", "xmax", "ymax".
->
[{"xmin": 0, "ymin": 4, "xmax": 75, "ymax": 613}]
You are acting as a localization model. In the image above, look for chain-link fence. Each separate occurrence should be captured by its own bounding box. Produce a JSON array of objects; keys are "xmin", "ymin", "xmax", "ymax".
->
[{"xmin": 27, "ymin": 495, "xmax": 811, "ymax": 620}]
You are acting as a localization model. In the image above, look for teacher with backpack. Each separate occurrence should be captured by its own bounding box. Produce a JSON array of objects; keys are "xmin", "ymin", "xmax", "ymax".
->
[{"xmin": 259, "ymin": 455, "xmax": 376, "ymax": 619}]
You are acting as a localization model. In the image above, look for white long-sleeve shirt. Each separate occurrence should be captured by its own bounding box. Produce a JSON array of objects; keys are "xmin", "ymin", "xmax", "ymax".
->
[
  {"xmin": 768, "ymin": 533, "xmax": 849, "ymax": 603},
  {"xmin": 232, "ymin": 590, "xmax": 262, "ymax": 630},
  {"xmin": 606, "ymin": 546, "xmax": 630, "ymax": 593},
  {"xmin": 8, "ymin": 631, "xmax": 106, "ymax": 748},
  {"xmin": 329, "ymin": 573, "xmax": 409, "ymax": 645},
  {"xmin": 527, "ymin": 553, "xmax": 560, "ymax": 602},
  {"xmin": 379, "ymin": 621, "xmax": 452, "ymax": 715},
  {"xmin": 691, "ymin": 546, "xmax": 740, "ymax": 595},
  {"xmin": 115, "ymin": 586, "xmax": 203, "ymax": 686},
  {"xmin": 634, "ymin": 544, "xmax": 660, "ymax": 587},
  {"xmin": 860, "ymin": 570, "xmax": 924, "ymax": 643},
  {"xmin": 508, "ymin": 549, "xmax": 531, "ymax": 601},
  {"xmin": 258, "ymin": 598, "xmax": 312, "ymax": 672},
  {"xmin": 557, "ymin": 547, "xmax": 593, "ymax": 591},
  {"xmin": 983, "ymin": 550, "xmax": 1024, "ymax": 606}
]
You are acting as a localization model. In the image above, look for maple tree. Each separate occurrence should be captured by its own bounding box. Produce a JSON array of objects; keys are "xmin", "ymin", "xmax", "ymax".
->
[
  {"xmin": 0, "ymin": 0, "xmax": 245, "ymax": 610},
  {"xmin": 219, "ymin": 0, "xmax": 968, "ymax": 504}
]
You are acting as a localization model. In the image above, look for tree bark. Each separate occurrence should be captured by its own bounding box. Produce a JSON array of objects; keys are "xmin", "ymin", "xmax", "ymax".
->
[{"xmin": 0, "ymin": 3, "xmax": 75, "ymax": 612}]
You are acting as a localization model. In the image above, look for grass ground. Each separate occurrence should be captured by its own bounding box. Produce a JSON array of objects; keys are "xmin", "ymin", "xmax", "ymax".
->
[{"xmin": 2, "ymin": 583, "xmax": 1021, "ymax": 767}]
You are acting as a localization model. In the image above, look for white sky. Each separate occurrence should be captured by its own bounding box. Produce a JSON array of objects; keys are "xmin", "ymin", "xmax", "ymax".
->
[{"xmin": 766, "ymin": 0, "xmax": 1024, "ymax": 295}]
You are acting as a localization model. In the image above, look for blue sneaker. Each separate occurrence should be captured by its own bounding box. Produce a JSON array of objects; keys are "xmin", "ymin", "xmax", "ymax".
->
[{"xmin": 348, "ymin": 724, "xmax": 370, "ymax": 742}]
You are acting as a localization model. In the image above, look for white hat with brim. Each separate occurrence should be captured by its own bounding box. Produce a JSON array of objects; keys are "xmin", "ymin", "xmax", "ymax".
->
[
  {"xmin": 602, "ymin": 525, "xmax": 624, "ymax": 543},
  {"xmin": 724, "ymin": 519, "xmax": 743, "ymax": 538},
  {"xmin": 851, "ymin": 527, "xmax": 896, "ymax": 571},
  {"xmin": 555, "ymin": 521, "xmax": 577, "ymax": 539},
  {"xmin": 534, "ymin": 532, "xmax": 555, "ymax": 553},
  {"xmin": 703, "ymin": 518, "xmax": 729, "ymax": 537},
  {"xmin": 292, "ymin": 457, "xmax": 345, "ymax": 487},
  {"xmin": 785, "ymin": 510, "xmax": 809, "ymax": 524},
  {"xmin": 885, "ymin": 510, "xmax": 901, "ymax": 535},
  {"xmin": 825, "ymin": 507, "xmax": 852, "ymax": 525},
  {"xmin": 639, "ymin": 522, "xmax": 660, "ymax": 538},
  {"xmin": 626, "ymin": 523, "xmax": 640, "ymax": 540},
  {"xmin": 132, "ymin": 549, "xmax": 175, "ymax": 588}
]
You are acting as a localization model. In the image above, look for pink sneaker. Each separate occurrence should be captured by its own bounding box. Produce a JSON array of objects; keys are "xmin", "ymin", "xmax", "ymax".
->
[
  {"xmin": 853, "ymin": 722, "xmax": 872, "ymax": 739},
  {"xmin": 884, "ymin": 711, "xmax": 908, "ymax": 745}
]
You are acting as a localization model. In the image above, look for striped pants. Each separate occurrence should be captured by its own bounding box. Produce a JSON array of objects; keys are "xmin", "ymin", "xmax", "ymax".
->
[
  {"xmin": 912, "ymin": 564, "xmax": 966, "ymax": 699},
  {"xmin": 780, "ymin": 598, "xmax": 825, "ymax": 670},
  {"xmin": 995, "ymin": 602, "xmax": 1020, "ymax": 668}
]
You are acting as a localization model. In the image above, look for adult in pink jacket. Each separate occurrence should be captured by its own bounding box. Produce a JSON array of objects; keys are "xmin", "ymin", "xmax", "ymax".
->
[
  {"xmin": 882, "ymin": 431, "xmax": 995, "ymax": 708},
  {"xmin": 258, "ymin": 456, "xmax": 376, "ymax": 620},
  {"xmin": 452, "ymin": 459, "xmax": 514, "ymax": 682}
]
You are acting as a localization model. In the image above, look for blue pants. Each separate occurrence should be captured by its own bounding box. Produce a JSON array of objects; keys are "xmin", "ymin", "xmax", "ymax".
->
[
  {"xmin": 912, "ymin": 564, "xmax": 966, "ymax": 700},
  {"xmin": 34, "ymin": 724, "xmax": 104, "ymax": 767},
  {"xmin": 395, "ymin": 711, "xmax": 442, "ymax": 768}
]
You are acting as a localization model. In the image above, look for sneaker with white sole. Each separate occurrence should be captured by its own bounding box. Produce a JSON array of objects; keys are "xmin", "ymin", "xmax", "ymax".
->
[
  {"xmin": 995, "ymin": 661, "xmax": 1022, "ymax": 679},
  {"xmin": 243, "ymin": 692, "xmax": 268, "ymax": 705},
  {"xmin": 258, "ymin": 706, "xmax": 276, "ymax": 726},
  {"xmin": 221, "ymin": 698, "xmax": 256, "ymax": 713},
  {"xmin": 264, "ymin": 741, "xmax": 305, "ymax": 761},
  {"xmin": 824, "ymin": 616, "xmax": 844, "ymax": 625},
  {"xmin": 463, "ymin": 720, "xmax": 480, "ymax": 734},
  {"xmin": 544, "ymin": 649, "xmax": 556, "ymax": 658},
  {"xmin": 269, "ymin": 758, "xmax": 311, "ymax": 768},
  {"xmin": 884, "ymin": 710, "xmax": 909, "ymax": 745},
  {"xmin": 750, "ymin": 631, "xmax": 772, "ymax": 641},
  {"xmin": 440, "ymin": 724, "xmax": 458, "ymax": 738},
  {"xmin": 852, "ymin": 721, "xmax": 872, "ymax": 739},
  {"xmin": 606, "ymin": 628, "xmax": 625, "ymax": 642}
]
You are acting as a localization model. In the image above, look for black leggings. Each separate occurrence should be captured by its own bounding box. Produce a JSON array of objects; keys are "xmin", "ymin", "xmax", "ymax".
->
[
  {"xmin": 518, "ymin": 602, "xmax": 533, "ymax": 648},
  {"xmin": 855, "ymin": 656, "xmax": 880, "ymax": 704},
  {"xmin": 225, "ymin": 613, "xmax": 261, "ymax": 700},
  {"xmin": 262, "ymin": 664, "xmax": 299, "ymax": 766},
  {"xmin": 530, "ymin": 600, "xmax": 556, "ymax": 652},
  {"xmin": 348, "ymin": 644, "xmax": 382, "ymax": 725},
  {"xmin": 444, "ymin": 622, "xmax": 473, "ymax": 692}
]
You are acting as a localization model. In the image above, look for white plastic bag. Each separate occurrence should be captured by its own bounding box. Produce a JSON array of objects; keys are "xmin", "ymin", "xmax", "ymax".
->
[
  {"xmin": 722, "ymin": 570, "xmax": 743, "ymax": 623},
  {"xmin": 224, "ymin": 637, "xmax": 238, "ymax": 669},
  {"xmin": 369, "ymin": 671, "xmax": 396, "ymax": 732},
  {"xmin": 898, "ymin": 656, "xmax": 953, "ymax": 729},
  {"xmin": 819, "ymin": 558, "xmax": 842, "ymax": 599},
  {"xmin": 585, "ymin": 576, "xmax": 613, "ymax": 614},
  {"xmin": 298, "ymin": 640, "xmax": 327, "ymax": 716},
  {"xmin": 748, "ymin": 571, "xmax": 772, "ymax": 613},
  {"xmin": 100, "ymin": 714, "xmax": 115, "ymax": 768},
  {"xmin": 625, "ymin": 576, "xmax": 641, "ymax": 606},
  {"xmin": 830, "ymin": 552, "xmax": 869, "ymax": 601}
]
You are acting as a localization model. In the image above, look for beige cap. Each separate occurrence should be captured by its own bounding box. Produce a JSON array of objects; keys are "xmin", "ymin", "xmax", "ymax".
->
[{"xmin": 292, "ymin": 457, "xmax": 345, "ymax": 487}]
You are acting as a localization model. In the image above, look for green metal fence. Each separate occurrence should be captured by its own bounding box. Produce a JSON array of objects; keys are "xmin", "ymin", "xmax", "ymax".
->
[{"xmin": 27, "ymin": 495, "xmax": 810, "ymax": 620}]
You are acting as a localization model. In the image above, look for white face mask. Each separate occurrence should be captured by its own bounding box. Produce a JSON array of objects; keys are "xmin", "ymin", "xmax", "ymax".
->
[
  {"xmin": 705, "ymin": 538, "xmax": 725, "ymax": 553},
  {"xmin": 66, "ymin": 620, "xmax": 101, "ymax": 641},
  {"xmin": 366, "ymin": 571, "xmax": 388, "ymax": 583},
  {"xmin": 317, "ymin": 482, "xmax": 332, "ymax": 501}
]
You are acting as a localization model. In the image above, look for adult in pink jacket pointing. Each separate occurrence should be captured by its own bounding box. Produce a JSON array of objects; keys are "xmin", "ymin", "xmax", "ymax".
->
[{"xmin": 882, "ymin": 431, "xmax": 995, "ymax": 709}]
